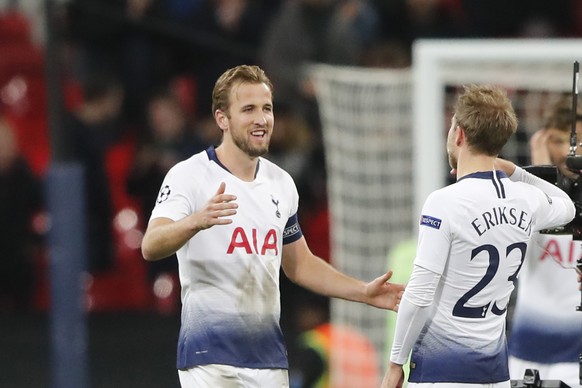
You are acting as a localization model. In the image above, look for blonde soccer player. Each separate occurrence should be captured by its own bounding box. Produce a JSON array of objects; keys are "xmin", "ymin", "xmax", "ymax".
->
[
  {"xmin": 382, "ymin": 85, "xmax": 575, "ymax": 388},
  {"xmin": 141, "ymin": 65, "xmax": 404, "ymax": 388}
]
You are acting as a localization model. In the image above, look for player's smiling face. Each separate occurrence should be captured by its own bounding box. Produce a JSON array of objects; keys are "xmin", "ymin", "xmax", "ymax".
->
[{"xmin": 223, "ymin": 82, "xmax": 274, "ymax": 157}]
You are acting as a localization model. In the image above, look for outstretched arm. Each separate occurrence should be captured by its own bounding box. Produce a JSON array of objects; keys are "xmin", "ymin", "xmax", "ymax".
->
[
  {"xmin": 281, "ymin": 237, "xmax": 404, "ymax": 311},
  {"xmin": 141, "ymin": 182, "xmax": 238, "ymax": 261}
]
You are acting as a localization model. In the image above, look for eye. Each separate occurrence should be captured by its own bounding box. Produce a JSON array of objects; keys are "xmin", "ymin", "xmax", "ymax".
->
[{"xmin": 550, "ymin": 138, "xmax": 567, "ymax": 146}]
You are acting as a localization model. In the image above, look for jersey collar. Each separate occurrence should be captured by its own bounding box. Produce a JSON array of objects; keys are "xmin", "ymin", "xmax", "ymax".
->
[
  {"xmin": 205, "ymin": 146, "xmax": 261, "ymax": 178},
  {"xmin": 457, "ymin": 170, "xmax": 508, "ymax": 183}
]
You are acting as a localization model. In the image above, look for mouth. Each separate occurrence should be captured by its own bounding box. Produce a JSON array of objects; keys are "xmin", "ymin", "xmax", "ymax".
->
[{"xmin": 251, "ymin": 129, "xmax": 266, "ymax": 138}]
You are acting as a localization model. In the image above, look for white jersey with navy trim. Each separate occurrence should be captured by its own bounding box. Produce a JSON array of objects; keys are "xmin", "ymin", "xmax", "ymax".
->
[
  {"xmin": 150, "ymin": 147, "xmax": 302, "ymax": 370},
  {"xmin": 408, "ymin": 170, "xmax": 571, "ymax": 384},
  {"xmin": 508, "ymin": 232, "xmax": 582, "ymax": 364}
]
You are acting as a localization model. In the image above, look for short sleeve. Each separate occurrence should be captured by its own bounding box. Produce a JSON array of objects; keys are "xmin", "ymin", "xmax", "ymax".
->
[
  {"xmin": 150, "ymin": 165, "xmax": 195, "ymax": 222},
  {"xmin": 414, "ymin": 192, "xmax": 453, "ymax": 275}
]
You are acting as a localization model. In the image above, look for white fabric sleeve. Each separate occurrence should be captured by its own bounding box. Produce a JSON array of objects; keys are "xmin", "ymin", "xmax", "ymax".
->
[
  {"xmin": 509, "ymin": 166, "xmax": 575, "ymax": 230},
  {"xmin": 390, "ymin": 264, "xmax": 441, "ymax": 365},
  {"xmin": 509, "ymin": 166, "xmax": 572, "ymax": 201}
]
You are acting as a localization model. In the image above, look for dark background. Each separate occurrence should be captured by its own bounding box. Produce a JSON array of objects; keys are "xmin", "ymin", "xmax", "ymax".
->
[{"xmin": 1, "ymin": 312, "xmax": 181, "ymax": 388}]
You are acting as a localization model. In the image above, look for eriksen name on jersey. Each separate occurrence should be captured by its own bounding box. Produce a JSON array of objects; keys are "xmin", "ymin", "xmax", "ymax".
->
[{"xmin": 471, "ymin": 206, "xmax": 533, "ymax": 237}]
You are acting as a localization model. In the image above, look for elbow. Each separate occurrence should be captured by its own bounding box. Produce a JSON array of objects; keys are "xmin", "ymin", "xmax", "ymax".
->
[
  {"xmin": 141, "ymin": 237, "xmax": 159, "ymax": 262},
  {"xmin": 141, "ymin": 245, "xmax": 155, "ymax": 262},
  {"xmin": 141, "ymin": 236, "xmax": 173, "ymax": 262}
]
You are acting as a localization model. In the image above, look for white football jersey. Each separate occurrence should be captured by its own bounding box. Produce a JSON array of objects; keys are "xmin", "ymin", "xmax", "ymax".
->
[
  {"xmin": 509, "ymin": 232, "xmax": 582, "ymax": 364},
  {"xmin": 408, "ymin": 170, "xmax": 572, "ymax": 383},
  {"xmin": 150, "ymin": 147, "xmax": 302, "ymax": 370}
]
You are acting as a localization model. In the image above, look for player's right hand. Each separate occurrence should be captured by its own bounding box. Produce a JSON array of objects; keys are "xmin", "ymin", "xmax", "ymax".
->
[
  {"xmin": 529, "ymin": 129, "xmax": 552, "ymax": 165},
  {"xmin": 193, "ymin": 182, "xmax": 238, "ymax": 230}
]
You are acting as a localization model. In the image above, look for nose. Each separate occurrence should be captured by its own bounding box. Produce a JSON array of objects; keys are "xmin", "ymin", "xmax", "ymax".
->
[{"xmin": 255, "ymin": 113, "xmax": 267, "ymax": 126}]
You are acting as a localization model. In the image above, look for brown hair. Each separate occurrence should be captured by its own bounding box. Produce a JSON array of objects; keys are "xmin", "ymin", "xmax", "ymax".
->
[
  {"xmin": 211, "ymin": 65, "xmax": 273, "ymax": 116},
  {"xmin": 543, "ymin": 94, "xmax": 582, "ymax": 132},
  {"xmin": 454, "ymin": 84, "xmax": 518, "ymax": 156}
]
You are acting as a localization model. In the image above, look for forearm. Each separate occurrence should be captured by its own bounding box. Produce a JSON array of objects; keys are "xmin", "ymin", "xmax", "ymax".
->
[
  {"xmin": 287, "ymin": 253, "xmax": 367, "ymax": 302},
  {"xmin": 390, "ymin": 295, "xmax": 430, "ymax": 364},
  {"xmin": 497, "ymin": 159, "xmax": 575, "ymax": 215},
  {"xmin": 141, "ymin": 217, "xmax": 200, "ymax": 261},
  {"xmin": 390, "ymin": 265, "xmax": 440, "ymax": 364},
  {"xmin": 283, "ymin": 238, "xmax": 403, "ymax": 311},
  {"xmin": 510, "ymin": 165, "xmax": 573, "ymax": 202}
]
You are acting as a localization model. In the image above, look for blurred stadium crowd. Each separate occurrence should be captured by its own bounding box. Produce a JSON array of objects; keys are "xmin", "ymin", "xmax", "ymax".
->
[{"xmin": 1, "ymin": 0, "xmax": 582, "ymax": 351}]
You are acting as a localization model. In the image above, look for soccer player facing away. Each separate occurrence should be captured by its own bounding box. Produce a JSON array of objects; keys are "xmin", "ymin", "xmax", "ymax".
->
[
  {"xmin": 141, "ymin": 65, "xmax": 404, "ymax": 388},
  {"xmin": 381, "ymin": 85, "xmax": 575, "ymax": 388}
]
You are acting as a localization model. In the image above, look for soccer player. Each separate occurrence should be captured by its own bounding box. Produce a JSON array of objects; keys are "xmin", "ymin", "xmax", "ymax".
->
[
  {"xmin": 381, "ymin": 85, "xmax": 576, "ymax": 388},
  {"xmin": 140, "ymin": 64, "xmax": 404, "ymax": 388},
  {"xmin": 508, "ymin": 96, "xmax": 582, "ymax": 388}
]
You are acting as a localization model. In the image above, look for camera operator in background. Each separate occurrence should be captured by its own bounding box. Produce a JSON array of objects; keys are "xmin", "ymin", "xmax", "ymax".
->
[{"xmin": 508, "ymin": 96, "xmax": 582, "ymax": 388}]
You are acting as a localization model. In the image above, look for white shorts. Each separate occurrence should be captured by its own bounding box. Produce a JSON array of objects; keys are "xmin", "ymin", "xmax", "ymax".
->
[
  {"xmin": 509, "ymin": 355, "xmax": 581, "ymax": 388},
  {"xmin": 178, "ymin": 364, "xmax": 289, "ymax": 388},
  {"xmin": 408, "ymin": 383, "xmax": 510, "ymax": 388}
]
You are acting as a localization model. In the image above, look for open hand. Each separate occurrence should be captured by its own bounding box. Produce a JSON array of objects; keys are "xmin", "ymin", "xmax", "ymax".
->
[
  {"xmin": 364, "ymin": 270, "xmax": 405, "ymax": 312},
  {"xmin": 192, "ymin": 182, "xmax": 238, "ymax": 231}
]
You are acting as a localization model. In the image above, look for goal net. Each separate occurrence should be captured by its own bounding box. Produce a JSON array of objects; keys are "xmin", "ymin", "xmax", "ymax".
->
[
  {"xmin": 311, "ymin": 64, "xmax": 414, "ymax": 386},
  {"xmin": 310, "ymin": 38, "xmax": 582, "ymax": 383}
]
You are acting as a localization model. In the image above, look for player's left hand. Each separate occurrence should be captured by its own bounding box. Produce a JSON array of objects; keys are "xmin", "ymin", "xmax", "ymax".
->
[
  {"xmin": 364, "ymin": 270, "xmax": 405, "ymax": 312},
  {"xmin": 380, "ymin": 362, "xmax": 405, "ymax": 388}
]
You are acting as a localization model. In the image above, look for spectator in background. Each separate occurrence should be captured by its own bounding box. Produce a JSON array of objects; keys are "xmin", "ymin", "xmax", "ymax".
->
[
  {"xmin": 265, "ymin": 102, "xmax": 313, "ymax": 181},
  {"xmin": 0, "ymin": 117, "xmax": 43, "ymax": 311},
  {"xmin": 260, "ymin": 0, "xmax": 380, "ymax": 129},
  {"xmin": 372, "ymin": 0, "xmax": 465, "ymax": 51},
  {"xmin": 127, "ymin": 87, "xmax": 207, "ymax": 312},
  {"xmin": 508, "ymin": 96, "xmax": 582, "ymax": 388},
  {"xmin": 66, "ymin": 0, "xmax": 165, "ymax": 125},
  {"xmin": 187, "ymin": 0, "xmax": 278, "ymax": 116},
  {"xmin": 461, "ymin": 0, "xmax": 576, "ymax": 38},
  {"xmin": 62, "ymin": 72, "xmax": 124, "ymax": 273}
]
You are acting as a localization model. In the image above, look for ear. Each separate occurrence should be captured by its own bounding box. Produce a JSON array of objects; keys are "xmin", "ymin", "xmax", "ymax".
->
[
  {"xmin": 215, "ymin": 110, "xmax": 229, "ymax": 131},
  {"xmin": 455, "ymin": 126, "xmax": 465, "ymax": 146}
]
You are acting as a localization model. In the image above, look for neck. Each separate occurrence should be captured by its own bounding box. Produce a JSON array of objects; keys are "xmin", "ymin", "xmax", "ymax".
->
[
  {"xmin": 455, "ymin": 151, "xmax": 496, "ymax": 180},
  {"xmin": 215, "ymin": 142, "xmax": 259, "ymax": 182}
]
